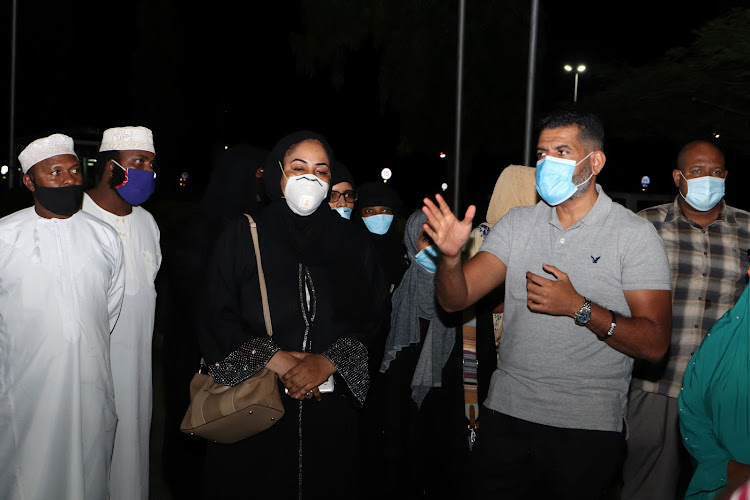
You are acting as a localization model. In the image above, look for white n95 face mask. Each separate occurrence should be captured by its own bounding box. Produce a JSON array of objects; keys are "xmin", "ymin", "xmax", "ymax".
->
[{"xmin": 283, "ymin": 173, "xmax": 329, "ymax": 216}]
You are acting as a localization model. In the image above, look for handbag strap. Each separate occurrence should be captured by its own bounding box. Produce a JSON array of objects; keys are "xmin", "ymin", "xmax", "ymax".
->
[{"xmin": 244, "ymin": 214, "xmax": 273, "ymax": 337}]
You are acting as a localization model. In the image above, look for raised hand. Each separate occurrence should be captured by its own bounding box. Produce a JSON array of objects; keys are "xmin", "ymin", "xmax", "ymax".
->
[{"xmin": 422, "ymin": 194, "xmax": 476, "ymax": 258}]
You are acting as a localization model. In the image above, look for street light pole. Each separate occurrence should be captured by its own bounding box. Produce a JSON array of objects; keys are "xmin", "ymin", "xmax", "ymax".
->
[
  {"xmin": 9, "ymin": 0, "xmax": 18, "ymax": 188},
  {"xmin": 564, "ymin": 64, "xmax": 586, "ymax": 103}
]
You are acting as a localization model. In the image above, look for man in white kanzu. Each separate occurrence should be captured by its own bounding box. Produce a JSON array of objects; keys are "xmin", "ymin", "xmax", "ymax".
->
[
  {"xmin": 83, "ymin": 126, "xmax": 161, "ymax": 500},
  {"xmin": 0, "ymin": 134, "xmax": 125, "ymax": 499}
]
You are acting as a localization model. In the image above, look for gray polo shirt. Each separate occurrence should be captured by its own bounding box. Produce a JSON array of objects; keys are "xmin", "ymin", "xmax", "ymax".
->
[{"xmin": 479, "ymin": 185, "xmax": 670, "ymax": 432}]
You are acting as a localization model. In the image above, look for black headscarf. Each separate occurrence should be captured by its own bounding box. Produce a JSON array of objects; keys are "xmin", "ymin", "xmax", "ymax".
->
[
  {"xmin": 331, "ymin": 161, "xmax": 355, "ymax": 189},
  {"xmin": 356, "ymin": 181, "xmax": 402, "ymax": 214},
  {"xmin": 169, "ymin": 143, "xmax": 268, "ymax": 299}
]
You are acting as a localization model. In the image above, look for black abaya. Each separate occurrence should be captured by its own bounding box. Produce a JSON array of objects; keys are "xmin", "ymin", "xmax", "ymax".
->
[{"xmin": 198, "ymin": 200, "xmax": 388, "ymax": 499}]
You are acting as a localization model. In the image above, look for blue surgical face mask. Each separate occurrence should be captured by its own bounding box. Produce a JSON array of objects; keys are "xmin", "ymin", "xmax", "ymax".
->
[
  {"xmin": 333, "ymin": 206, "xmax": 352, "ymax": 219},
  {"xmin": 363, "ymin": 214, "xmax": 394, "ymax": 235},
  {"xmin": 679, "ymin": 171, "xmax": 725, "ymax": 212},
  {"xmin": 414, "ymin": 244, "xmax": 441, "ymax": 273},
  {"xmin": 113, "ymin": 160, "xmax": 156, "ymax": 206},
  {"xmin": 535, "ymin": 152, "xmax": 593, "ymax": 206}
]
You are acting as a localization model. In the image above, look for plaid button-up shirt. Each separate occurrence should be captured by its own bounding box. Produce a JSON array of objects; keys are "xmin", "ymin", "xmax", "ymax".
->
[{"xmin": 632, "ymin": 198, "xmax": 750, "ymax": 398}]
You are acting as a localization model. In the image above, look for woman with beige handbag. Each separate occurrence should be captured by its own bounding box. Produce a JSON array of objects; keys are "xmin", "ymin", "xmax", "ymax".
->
[{"xmin": 196, "ymin": 131, "xmax": 389, "ymax": 499}]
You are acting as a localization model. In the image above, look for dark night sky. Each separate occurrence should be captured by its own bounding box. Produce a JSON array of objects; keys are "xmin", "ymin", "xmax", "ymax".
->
[{"xmin": 1, "ymin": 0, "xmax": 748, "ymax": 214}]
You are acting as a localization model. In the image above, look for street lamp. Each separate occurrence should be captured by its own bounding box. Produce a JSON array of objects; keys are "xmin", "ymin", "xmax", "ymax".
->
[{"xmin": 564, "ymin": 64, "xmax": 586, "ymax": 103}]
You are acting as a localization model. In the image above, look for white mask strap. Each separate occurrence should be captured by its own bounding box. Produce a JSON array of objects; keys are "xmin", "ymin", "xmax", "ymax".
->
[
  {"xmin": 575, "ymin": 151, "xmax": 594, "ymax": 167},
  {"xmin": 112, "ymin": 159, "xmax": 126, "ymax": 172}
]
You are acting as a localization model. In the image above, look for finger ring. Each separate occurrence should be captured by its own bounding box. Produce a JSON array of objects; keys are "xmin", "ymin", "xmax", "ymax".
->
[{"xmin": 305, "ymin": 391, "xmax": 313, "ymax": 398}]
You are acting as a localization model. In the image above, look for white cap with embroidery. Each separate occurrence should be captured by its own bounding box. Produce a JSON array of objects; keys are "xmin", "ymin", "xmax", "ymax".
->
[
  {"xmin": 99, "ymin": 126, "xmax": 155, "ymax": 154},
  {"xmin": 18, "ymin": 133, "xmax": 78, "ymax": 174}
]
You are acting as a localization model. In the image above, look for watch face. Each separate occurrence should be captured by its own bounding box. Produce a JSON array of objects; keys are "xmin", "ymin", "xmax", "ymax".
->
[{"xmin": 575, "ymin": 306, "xmax": 591, "ymax": 326}]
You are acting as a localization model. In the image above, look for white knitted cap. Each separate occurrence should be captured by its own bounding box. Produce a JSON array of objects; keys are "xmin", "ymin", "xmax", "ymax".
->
[
  {"xmin": 18, "ymin": 134, "xmax": 78, "ymax": 174},
  {"xmin": 99, "ymin": 126, "xmax": 155, "ymax": 153}
]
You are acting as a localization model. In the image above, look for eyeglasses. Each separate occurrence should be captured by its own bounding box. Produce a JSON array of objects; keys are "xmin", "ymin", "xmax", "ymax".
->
[{"xmin": 329, "ymin": 190, "xmax": 358, "ymax": 203}]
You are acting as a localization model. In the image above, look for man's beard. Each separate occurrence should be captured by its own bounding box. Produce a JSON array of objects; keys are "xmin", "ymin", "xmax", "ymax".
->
[{"xmin": 569, "ymin": 161, "xmax": 593, "ymax": 201}]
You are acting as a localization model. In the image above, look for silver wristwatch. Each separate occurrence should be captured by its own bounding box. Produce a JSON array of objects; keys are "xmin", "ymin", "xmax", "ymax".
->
[{"xmin": 574, "ymin": 298, "xmax": 592, "ymax": 326}]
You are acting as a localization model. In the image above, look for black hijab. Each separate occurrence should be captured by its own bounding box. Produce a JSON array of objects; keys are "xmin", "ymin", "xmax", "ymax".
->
[
  {"xmin": 355, "ymin": 181, "xmax": 408, "ymax": 289},
  {"xmin": 331, "ymin": 161, "xmax": 355, "ymax": 189}
]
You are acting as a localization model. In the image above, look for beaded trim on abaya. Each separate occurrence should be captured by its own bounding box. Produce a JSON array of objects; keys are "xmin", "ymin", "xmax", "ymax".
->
[
  {"xmin": 323, "ymin": 339, "xmax": 370, "ymax": 406},
  {"xmin": 207, "ymin": 336, "xmax": 280, "ymax": 386}
]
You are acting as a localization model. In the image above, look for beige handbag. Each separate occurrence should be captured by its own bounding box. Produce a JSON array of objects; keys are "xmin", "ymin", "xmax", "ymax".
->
[{"xmin": 180, "ymin": 214, "xmax": 285, "ymax": 444}]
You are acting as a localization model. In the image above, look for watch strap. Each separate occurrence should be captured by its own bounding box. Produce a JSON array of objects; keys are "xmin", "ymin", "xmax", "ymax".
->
[{"xmin": 598, "ymin": 310, "xmax": 617, "ymax": 341}]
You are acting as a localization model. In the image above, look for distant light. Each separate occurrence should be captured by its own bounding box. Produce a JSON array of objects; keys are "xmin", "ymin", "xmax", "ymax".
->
[
  {"xmin": 441, "ymin": 182, "xmax": 448, "ymax": 191},
  {"xmin": 0, "ymin": 165, "xmax": 8, "ymax": 175},
  {"xmin": 439, "ymin": 152, "xmax": 446, "ymax": 159},
  {"xmin": 713, "ymin": 132, "xmax": 720, "ymax": 138},
  {"xmin": 641, "ymin": 175, "xmax": 651, "ymax": 189},
  {"xmin": 181, "ymin": 172, "xmax": 189, "ymax": 180},
  {"xmin": 564, "ymin": 64, "xmax": 585, "ymax": 73},
  {"xmin": 224, "ymin": 146, "xmax": 228, "ymax": 150},
  {"xmin": 381, "ymin": 168, "xmax": 392, "ymax": 181}
]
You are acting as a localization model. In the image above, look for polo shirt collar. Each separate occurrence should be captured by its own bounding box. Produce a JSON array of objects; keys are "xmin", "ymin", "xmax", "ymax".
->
[{"xmin": 547, "ymin": 184, "xmax": 611, "ymax": 230}]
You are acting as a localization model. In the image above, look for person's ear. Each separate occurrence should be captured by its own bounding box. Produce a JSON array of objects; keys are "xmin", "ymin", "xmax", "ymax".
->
[
  {"xmin": 591, "ymin": 151, "xmax": 606, "ymax": 175},
  {"xmin": 107, "ymin": 160, "xmax": 118, "ymax": 177},
  {"xmin": 22, "ymin": 173, "xmax": 35, "ymax": 192},
  {"xmin": 672, "ymin": 169, "xmax": 682, "ymax": 188}
]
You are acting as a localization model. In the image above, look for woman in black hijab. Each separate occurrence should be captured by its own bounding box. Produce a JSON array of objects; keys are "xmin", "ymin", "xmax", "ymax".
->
[
  {"xmin": 198, "ymin": 131, "xmax": 388, "ymax": 499},
  {"xmin": 355, "ymin": 181, "xmax": 409, "ymax": 294},
  {"xmin": 328, "ymin": 161, "xmax": 357, "ymax": 220},
  {"xmin": 161, "ymin": 143, "xmax": 268, "ymax": 498},
  {"xmin": 363, "ymin": 211, "xmax": 466, "ymax": 499}
]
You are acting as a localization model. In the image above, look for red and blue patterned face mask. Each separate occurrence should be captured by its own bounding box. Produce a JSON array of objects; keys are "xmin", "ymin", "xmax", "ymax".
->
[{"xmin": 113, "ymin": 160, "xmax": 156, "ymax": 206}]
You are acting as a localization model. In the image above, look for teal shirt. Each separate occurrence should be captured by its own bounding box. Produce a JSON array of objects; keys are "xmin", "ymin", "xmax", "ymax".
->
[{"xmin": 678, "ymin": 282, "xmax": 750, "ymax": 499}]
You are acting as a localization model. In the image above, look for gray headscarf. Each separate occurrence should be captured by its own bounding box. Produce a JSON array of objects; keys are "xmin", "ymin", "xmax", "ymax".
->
[{"xmin": 380, "ymin": 210, "xmax": 457, "ymax": 407}]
